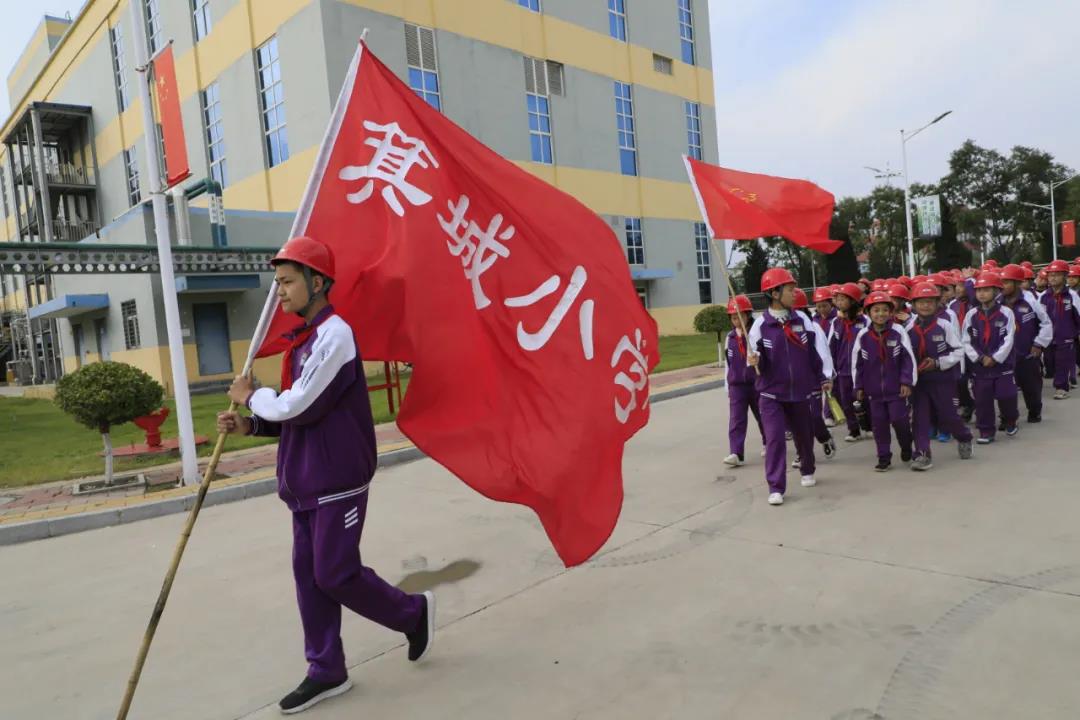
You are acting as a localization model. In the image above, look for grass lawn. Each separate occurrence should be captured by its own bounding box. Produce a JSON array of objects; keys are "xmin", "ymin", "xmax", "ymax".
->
[
  {"xmin": 654, "ymin": 333, "xmax": 719, "ymax": 374},
  {"xmin": 0, "ymin": 334, "xmax": 715, "ymax": 489}
]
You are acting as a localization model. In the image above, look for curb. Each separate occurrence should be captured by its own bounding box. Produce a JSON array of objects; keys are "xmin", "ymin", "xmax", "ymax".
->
[{"xmin": 0, "ymin": 379, "xmax": 722, "ymax": 546}]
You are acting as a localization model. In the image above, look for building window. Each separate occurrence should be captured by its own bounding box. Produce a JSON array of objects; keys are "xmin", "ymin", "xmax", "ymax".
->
[
  {"xmin": 608, "ymin": 0, "xmax": 627, "ymax": 41},
  {"xmin": 122, "ymin": 300, "xmax": 141, "ymax": 349},
  {"xmin": 694, "ymin": 222, "xmax": 712, "ymax": 304},
  {"xmin": 678, "ymin": 0, "xmax": 696, "ymax": 65},
  {"xmin": 405, "ymin": 24, "xmax": 441, "ymax": 111},
  {"xmin": 524, "ymin": 57, "xmax": 560, "ymax": 165},
  {"xmin": 625, "ymin": 217, "xmax": 644, "ymax": 265},
  {"xmin": 145, "ymin": 0, "xmax": 163, "ymax": 56},
  {"xmin": 256, "ymin": 37, "xmax": 289, "ymax": 168},
  {"xmin": 0, "ymin": 169, "xmax": 7, "ymax": 218},
  {"xmin": 109, "ymin": 25, "xmax": 130, "ymax": 112},
  {"xmin": 637, "ymin": 287, "xmax": 649, "ymax": 309},
  {"xmin": 192, "ymin": 0, "xmax": 212, "ymax": 42},
  {"xmin": 517, "ymin": 0, "xmax": 541, "ymax": 10},
  {"xmin": 124, "ymin": 147, "xmax": 140, "ymax": 207},
  {"xmin": 614, "ymin": 82, "xmax": 637, "ymax": 176},
  {"xmin": 202, "ymin": 82, "xmax": 227, "ymax": 187},
  {"xmin": 653, "ymin": 54, "xmax": 673, "ymax": 75},
  {"xmin": 686, "ymin": 101, "xmax": 703, "ymax": 160}
]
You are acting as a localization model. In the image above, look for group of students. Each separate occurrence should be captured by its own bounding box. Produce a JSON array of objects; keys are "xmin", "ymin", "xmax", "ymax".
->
[{"xmin": 723, "ymin": 258, "xmax": 1080, "ymax": 506}]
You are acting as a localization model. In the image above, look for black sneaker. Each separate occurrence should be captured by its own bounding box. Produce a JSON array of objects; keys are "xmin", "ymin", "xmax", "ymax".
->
[
  {"xmin": 958, "ymin": 440, "xmax": 973, "ymax": 459},
  {"xmin": 1028, "ymin": 413, "xmax": 1042, "ymax": 423},
  {"xmin": 279, "ymin": 676, "xmax": 352, "ymax": 715},
  {"xmin": 407, "ymin": 591, "xmax": 436, "ymax": 662},
  {"xmin": 961, "ymin": 406, "xmax": 974, "ymax": 422},
  {"xmin": 874, "ymin": 458, "xmax": 891, "ymax": 472},
  {"xmin": 823, "ymin": 438, "xmax": 837, "ymax": 459},
  {"xmin": 997, "ymin": 418, "xmax": 1006, "ymax": 432},
  {"xmin": 900, "ymin": 447, "xmax": 912, "ymax": 463}
]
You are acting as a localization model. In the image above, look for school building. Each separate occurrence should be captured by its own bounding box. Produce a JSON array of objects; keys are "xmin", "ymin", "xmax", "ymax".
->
[{"xmin": 0, "ymin": 0, "xmax": 719, "ymax": 392}]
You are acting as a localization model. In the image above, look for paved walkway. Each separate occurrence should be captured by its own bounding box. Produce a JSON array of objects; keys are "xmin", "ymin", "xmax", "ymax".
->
[
  {"xmin": 0, "ymin": 363, "xmax": 721, "ymax": 529},
  {"xmin": 4, "ymin": 384, "xmax": 1080, "ymax": 719}
]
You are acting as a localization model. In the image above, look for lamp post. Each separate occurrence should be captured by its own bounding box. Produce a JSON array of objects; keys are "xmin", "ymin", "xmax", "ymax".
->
[
  {"xmin": 1047, "ymin": 173, "xmax": 1080, "ymax": 261},
  {"xmin": 901, "ymin": 111, "xmax": 952, "ymax": 276}
]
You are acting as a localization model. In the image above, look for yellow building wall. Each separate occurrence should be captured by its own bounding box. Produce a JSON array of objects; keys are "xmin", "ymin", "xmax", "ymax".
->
[{"xmin": 650, "ymin": 304, "xmax": 709, "ymax": 336}]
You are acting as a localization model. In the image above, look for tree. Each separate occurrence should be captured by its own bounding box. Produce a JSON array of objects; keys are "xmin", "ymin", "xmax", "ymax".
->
[
  {"xmin": 54, "ymin": 362, "xmax": 164, "ymax": 484},
  {"xmin": 741, "ymin": 240, "xmax": 770, "ymax": 293},
  {"xmin": 933, "ymin": 199, "xmax": 973, "ymax": 270},
  {"xmin": 825, "ymin": 205, "xmax": 861, "ymax": 284}
]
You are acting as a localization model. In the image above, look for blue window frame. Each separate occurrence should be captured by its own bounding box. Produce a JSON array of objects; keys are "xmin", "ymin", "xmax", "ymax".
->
[{"xmin": 615, "ymin": 82, "xmax": 637, "ymax": 176}]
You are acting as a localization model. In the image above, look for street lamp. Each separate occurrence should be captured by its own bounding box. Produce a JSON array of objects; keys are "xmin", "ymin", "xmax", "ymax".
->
[
  {"xmin": 863, "ymin": 164, "xmax": 902, "ymax": 187},
  {"xmin": 901, "ymin": 110, "xmax": 953, "ymax": 276},
  {"xmin": 1047, "ymin": 173, "xmax": 1080, "ymax": 261}
]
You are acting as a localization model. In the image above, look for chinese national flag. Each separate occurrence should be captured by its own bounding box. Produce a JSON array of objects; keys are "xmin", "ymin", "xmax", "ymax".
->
[
  {"xmin": 151, "ymin": 46, "xmax": 190, "ymax": 188},
  {"xmin": 684, "ymin": 157, "xmax": 842, "ymax": 253},
  {"xmin": 255, "ymin": 42, "xmax": 659, "ymax": 566},
  {"xmin": 1062, "ymin": 220, "xmax": 1076, "ymax": 247}
]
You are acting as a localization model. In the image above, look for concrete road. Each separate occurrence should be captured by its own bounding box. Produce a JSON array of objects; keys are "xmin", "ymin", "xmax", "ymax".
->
[{"xmin": 3, "ymin": 388, "xmax": 1080, "ymax": 720}]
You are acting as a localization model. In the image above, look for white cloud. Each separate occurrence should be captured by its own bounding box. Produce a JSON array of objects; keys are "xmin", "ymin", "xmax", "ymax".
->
[{"xmin": 708, "ymin": 0, "xmax": 1080, "ymax": 199}]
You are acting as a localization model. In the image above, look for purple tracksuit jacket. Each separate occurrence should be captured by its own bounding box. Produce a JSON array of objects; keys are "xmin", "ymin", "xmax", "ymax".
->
[
  {"xmin": 725, "ymin": 328, "xmax": 756, "ymax": 386},
  {"xmin": 247, "ymin": 306, "xmax": 377, "ymax": 511},
  {"xmin": 828, "ymin": 314, "xmax": 869, "ymax": 377},
  {"xmin": 1004, "ymin": 291, "xmax": 1053, "ymax": 360},
  {"xmin": 961, "ymin": 303, "xmax": 1017, "ymax": 374},
  {"xmin": 851, "ymin": 323, "xmax": 917, "ymax": 398},
  {"xmin": 748, "ymin": 310, "xmax": 829, "ymax": 401},
  {"xmin": 1039, "ymin": 288, "xmax": 1080, "ymax": 345}
]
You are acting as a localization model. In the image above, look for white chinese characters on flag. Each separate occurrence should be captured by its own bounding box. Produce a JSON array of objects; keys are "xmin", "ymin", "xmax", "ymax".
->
[{"xmin": 257, "ymin": 42, "xmax": 659, "ymax": 567}]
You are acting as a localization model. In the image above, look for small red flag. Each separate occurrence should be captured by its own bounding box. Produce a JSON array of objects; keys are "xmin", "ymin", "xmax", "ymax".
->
[
  {"xmin": 684, "ymin": 157, "xmax": 841, "ymax": 253},
  {"xmin": 152, "ymin": 45, "xmax": 191, "ymax": 188},
  {"xmin": 256, "ymin": 42, "xmax": 658, "ymax": 567},
  {"xmin": 1062, "ymin": 220, "xmax": 1076, "ymax": 247}
]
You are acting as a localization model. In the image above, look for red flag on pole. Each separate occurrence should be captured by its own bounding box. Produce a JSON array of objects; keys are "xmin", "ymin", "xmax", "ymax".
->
[
  {"xmin": 152, "ymin": 45, "xmax": 191, "ymax": 188},
  {"xmin": 1062, "ymin": 220, "xmax": 1076, "ymax": 247},
  {"xmin": 684, "ymin": 157, "xmax": 842, "ymax": 253},
  {"xmin": 255, "ymin": 41, "xmax": 659, "ymax": 567}
]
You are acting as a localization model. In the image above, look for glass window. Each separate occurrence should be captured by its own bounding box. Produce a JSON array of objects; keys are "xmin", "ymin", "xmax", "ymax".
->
[
  {"xmin": 615, "ymin": 82, "xmax": 637, "ymax": 176},
  {"xmin": 145, "ymin": 0, "xmax": 163, "ymax": 55},
  {"xmin": 686, "ymin": 101, "xmax": 703, "ymax": 160},
  {"xmin": 202, "ymin": 81, "xmax": 227, "ymax": 187},
  {"xmin": 678, "ymin": 0, "xmax": 696, "ymax": 65},
  {"xmin": 109, "ymin": 25, "xmax": 130, "ymax": 112},
  {"xmin": 256, "ymin": 37, "xmax": 289, "ymax": 168},
  {"xmin": 192, "ymin": 0, "xmax": 212, "ymax": 41},
  {"xmin": 517, "ymin": 0, "xmax": 541, "ymax": 10},
  {"xmin": 405, "ymin": 24, "xmax": 442, "ymax": 110},
  {"xmin": 608, "ymin": 0, "xmax": 627, "ymax": 41},
  {"xmin": 124, "ymin": 147, "xmax": 140, "ymax": 207},
  {"xmin": 694, "ymin": 222, "xmax": 712, "ymax": 303},
  {"xmin": 625, "ymin": 217, "xmax": 645, "ymax": 265}
]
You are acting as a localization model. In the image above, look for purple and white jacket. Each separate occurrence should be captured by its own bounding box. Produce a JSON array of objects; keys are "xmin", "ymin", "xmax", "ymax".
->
[
  {"xmin": 851, "ymin": 323, "xmax": 917, "ymax": 398},
  {"xmin": 247, "ymin": 307, "xmax": 377, "ymax": 512}
]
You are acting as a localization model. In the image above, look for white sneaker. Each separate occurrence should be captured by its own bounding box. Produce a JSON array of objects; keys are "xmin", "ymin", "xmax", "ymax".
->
[
  {"xmin": 768, "ymin": 492, "xmax": 784, "ymax": 505},
  {"xmin": 760, "ymin": 449, "xmax": 767, "ymax": 457},
  {"xmin": 844, "ymin": 433, "xmax": 863, "ymax": 443},
  {"xmin": 801, "ymin": 474, "xmax": 816, "ymax": 487},
  {"xmin": 723, "ymin": 453, "xmax": 744, "ymax": 467},
  {"xmin": 791, "ymin": 456, "xmax": 802, "ymax": 468},
  {"xmin": 1054, "ymin": 389, "xmax": 1069, "ymax": 400},
  {"xmin": 824, "ymin": 418, "xmax": 837, "ymax": 427}
]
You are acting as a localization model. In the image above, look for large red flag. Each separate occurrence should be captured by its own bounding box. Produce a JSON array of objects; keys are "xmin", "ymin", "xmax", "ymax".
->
[
  {"xmin": 151, "ymin": 45, "xmax": 191, "ymax": 188},
  {"xmin": 256, "ymin": 42, "xmax": 659, "ymax": 566},
  {"xmin": 684, "ymin": 157, "xmax": 841, "ymax": 253}
]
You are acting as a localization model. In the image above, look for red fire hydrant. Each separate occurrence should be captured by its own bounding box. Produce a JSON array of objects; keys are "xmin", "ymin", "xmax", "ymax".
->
[{"xmin": 132, "ymin": 407, "xmax": 170, "ymax": 448}]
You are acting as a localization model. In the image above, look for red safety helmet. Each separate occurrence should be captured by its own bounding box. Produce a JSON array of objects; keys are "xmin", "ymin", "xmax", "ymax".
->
[
  {"xmin": 1022, "ymin": 266, "xmax": 1035, "ymax": 279},
  {"xmin": 837, "ymin": 282, "xmax": 864, "ymax": 303},
  {"xmin": 888, "ymin": 283, "xmax": 911, "ymax": 301},
  {"xmin": 760, "ymin": 267, "xmax": 796, "ymax": 292},
  {"xmin": 871, "ymin": 279, "xmax": 888, "ymax": 292},
  {"xmin": 271, "ymin": 236, "xmax": 336, "ymax": 280},
  {"xmin": 974, "ymin": 272, "xmax": 1003, "ymax": 289},
  {"xmin": 1046, "ymin": 259, "xmax": 1070, "ymax": 274},
  {"xmin": 1070, "ymin": 265, "xmax": 1080, "ymax": 278},
  {"xmin": 1037, "ymin": 269, "xmax": 1048, "ymax": 280},
  {"xmin": 727, "ymin": 294, "xmax": 753, "ymax": 314},
  {"xmin": 912, "ymin": 274, "xmax": 929, "ymax": 285},
  {"xmin": 792, "ymin": 288, "xmax": 809, "ymax": 309},
  {"xmin": 864, "ymin": 291, "xmax": 893, "ymax": 309},
  {"xmin": 911, "ymin": 282, "xmax": 941, "ymax": 299},
  {"xmin": 897, "ymin": 275, "xmax": 912, "ymax": 287},
  {"xmin": 1020, "ymin": 260, "xmax": 1034, "ymax": 270},
  {"xmin": 812, "ymin": 287, "xmax": 833, "ymax": 303},
  {"xmin": 999, "ymin": 264, "xmax": 1025, "ymax": 282},
  {"xmin": 984, "ymin": 259, "xmax": 999, "ymax": 268}
]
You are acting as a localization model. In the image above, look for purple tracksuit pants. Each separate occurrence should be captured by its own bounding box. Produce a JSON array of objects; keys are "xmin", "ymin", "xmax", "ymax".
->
[
  {"xmin": 972, "ymin": 371, "xmax": 1019, "ymax": 438},
  {"xmin": 835, "ymin": 375, "xmax": 861, "ymax": 436},
  {"xmin": 292, "ymin": 492, "xmax": 423, "ymax": 684},
  {"xmin": 867, "ymin": 395, "xmax": 912, "ymax": 462},
  {"xmin": 728, "ymin": 383, "xmax": 765, "ymax": 459},
  {"xmin": 1045, "ymin": 340, "xmax": 1076, "ymax": 391},
  {"xmin": 808, "ymin": 392, "xmax": 833, "ymax": 444},
  {"xmin": 1015, "ymin": 355, "xmax": 1043, "ymax": 418},
  {"xmin": 912, "ymin": 378, "xmax": 972, "ymax": 457},
  {"xmin": 760, "ymin": 395, "xmax": 815, "ymax": 495}
]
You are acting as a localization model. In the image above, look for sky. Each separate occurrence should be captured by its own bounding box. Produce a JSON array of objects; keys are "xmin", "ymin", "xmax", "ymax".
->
[
  {"xmin": 707, "ymin": 0, "xmax": 1080, "ymax": 200},
  {"xmin": 1, "ymin": 0, "xmax": 1076, "ymax": 203}
]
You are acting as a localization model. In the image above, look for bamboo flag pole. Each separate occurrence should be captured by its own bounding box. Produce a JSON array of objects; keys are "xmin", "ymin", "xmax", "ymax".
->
[
  {"xmin": 116, "ymin": 34, "xmax": 370, "ymax": 720},
  {"xmin": 709, "ymin": 238, "xmax": 759, "ymax": 375}
]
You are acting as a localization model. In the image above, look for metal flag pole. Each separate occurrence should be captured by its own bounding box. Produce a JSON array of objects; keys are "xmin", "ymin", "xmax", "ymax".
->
[{"xmin": 115, "ymin": 33, "xmax": 369, "ymax": 720}]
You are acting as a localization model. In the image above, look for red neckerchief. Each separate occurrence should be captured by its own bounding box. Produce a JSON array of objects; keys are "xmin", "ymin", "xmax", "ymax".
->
[
  {"xmin": 841, "ymin": 317, "xmax": 856, "ymax": 344},
  {"xmin": 781, "ymin": 317, "xmax": 807, "ymax": 349},
  {"xmin": 1004, "ymin": 295, "xmax": 1022, "ymax": 333},
  {"xmin": 732, "ymin": 330, "xmax": 746, "ymax": 358},
  {"xmin": 911, "ymin": 319, "xmax": 936, "ymax": 360},
  {"xmin": 1055, "ymin": 290, "xmax": 1066, "ymax": 319},
  {"xmin": 978, "ymin": 306, "xmax": 1001, "ymax": 348},
  {"xmin": 867, "ymin": 325, "xmax": 889, "ymax": 361},
  {"xmin": 280, "ymin": 308, "xmax": 334, "ymax": 391}
]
